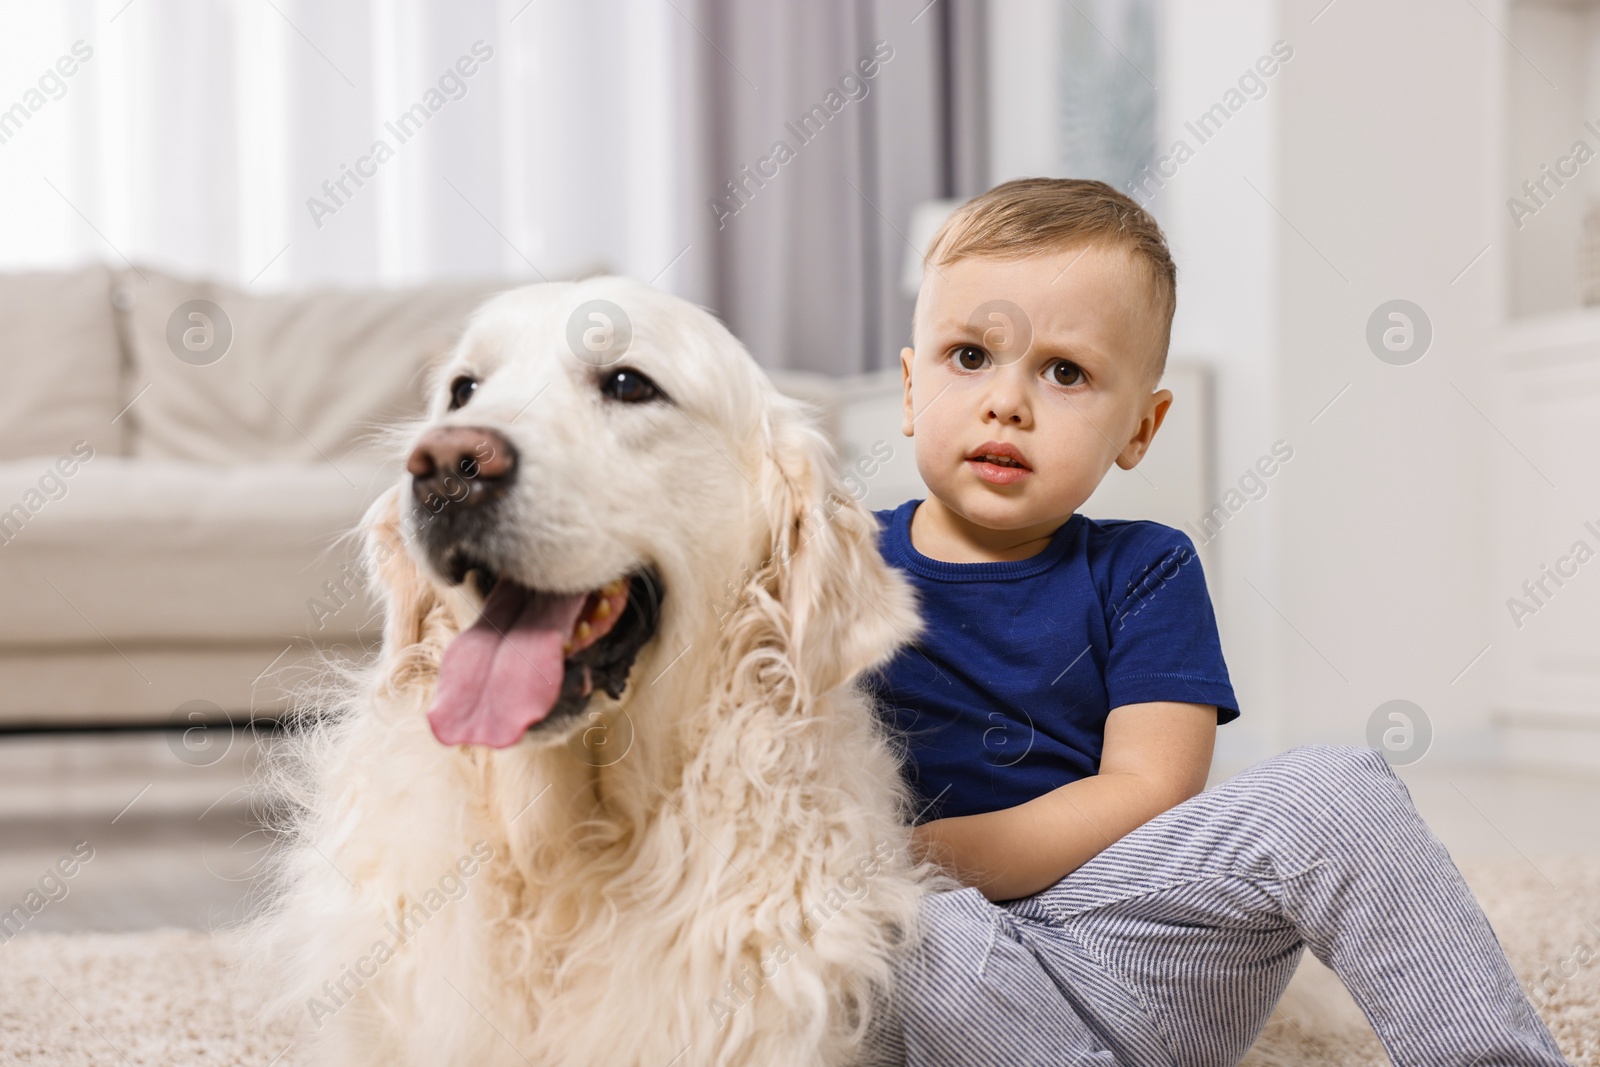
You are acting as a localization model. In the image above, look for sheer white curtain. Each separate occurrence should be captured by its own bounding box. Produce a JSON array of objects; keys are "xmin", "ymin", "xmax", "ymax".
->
[
  {"xmin": 0, "ymin": 0, "xmax": 983, "ymax": 374},
  {"xmin": 0, "ymin": 0, "xmax": 697, "ymax": 294}
]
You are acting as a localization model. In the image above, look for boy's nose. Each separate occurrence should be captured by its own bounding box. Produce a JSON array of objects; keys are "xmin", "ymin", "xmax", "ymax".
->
[{"xmin": 983, "ymin": 375, "xmax": 1031, "ymax": 426}]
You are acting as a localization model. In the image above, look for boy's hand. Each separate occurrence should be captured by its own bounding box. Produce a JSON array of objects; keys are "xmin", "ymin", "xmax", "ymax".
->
[{"xmin": 909, "ymin": 701, "xmax": 1217, "ymax": 902}]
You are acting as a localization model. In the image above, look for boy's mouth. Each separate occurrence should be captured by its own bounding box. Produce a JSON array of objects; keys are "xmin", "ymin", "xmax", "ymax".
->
[
  {"xmin": 967, "ymin": 442, "xmax": 1031, "ymax": 468},
  {"xmin": 966, "ymin": 442, "xmax": 1032, "ymax": 485}
]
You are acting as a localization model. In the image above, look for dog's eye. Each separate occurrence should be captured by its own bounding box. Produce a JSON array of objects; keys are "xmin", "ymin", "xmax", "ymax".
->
[
  {"xmin": 448, "ymin": 376, "xmax": 478, "ymax": 410},
  {"xmin": 600, "ymin": 367, "xmax": 664, "ymax": 404}
]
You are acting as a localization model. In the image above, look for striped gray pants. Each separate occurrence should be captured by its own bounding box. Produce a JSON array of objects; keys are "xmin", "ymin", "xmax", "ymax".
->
[{"xmin": 863, "ymin": 745, "xmax": 1569, "ymax": 1067}]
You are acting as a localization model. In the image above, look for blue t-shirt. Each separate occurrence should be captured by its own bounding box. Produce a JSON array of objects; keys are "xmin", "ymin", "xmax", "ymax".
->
[{"xmin": 868, "ymin": 499, "xmax": 1240, "ymax": 824}]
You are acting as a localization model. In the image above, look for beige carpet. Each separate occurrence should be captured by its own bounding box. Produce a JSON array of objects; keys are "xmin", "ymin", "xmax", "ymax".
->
[{"xmin": 2, "ymin": 857, "xmax": 1596, "ymax": 1066}]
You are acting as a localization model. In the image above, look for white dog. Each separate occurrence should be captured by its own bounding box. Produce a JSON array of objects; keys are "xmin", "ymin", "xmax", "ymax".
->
[{"xmin": 254, "ymin": 277, "xmax": 943, "ymax": 1066}]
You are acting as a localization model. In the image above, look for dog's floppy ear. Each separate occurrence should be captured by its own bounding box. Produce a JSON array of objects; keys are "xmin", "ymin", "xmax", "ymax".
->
[
  {"xmin": 755, "ymin": 400, "xmax": 920, "ymax": 698},
  {"xmin": 362, "ymin": 484, "xmax": 461, "ymax": 700}
]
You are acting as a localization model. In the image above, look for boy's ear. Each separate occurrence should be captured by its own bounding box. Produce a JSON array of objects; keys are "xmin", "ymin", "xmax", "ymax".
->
[
  {"xmin": 1116, "ymin": 388, "xmax": 1173, "ymax": 470},
  {"xmin": 899, "ymin": 346, "xmax": 916, "ymax": 437}
]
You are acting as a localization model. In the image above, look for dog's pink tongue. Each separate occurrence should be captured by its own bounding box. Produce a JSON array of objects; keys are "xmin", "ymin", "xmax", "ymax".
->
[{"xmin": 428, "ymin": 581, "xmax": 588, "ymax": 748}]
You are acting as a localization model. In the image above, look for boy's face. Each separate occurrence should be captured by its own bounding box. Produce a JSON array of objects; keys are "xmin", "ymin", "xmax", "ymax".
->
[{"xmin": 900, "ymin": 244, "xmax": 1173, "ymax": 539}]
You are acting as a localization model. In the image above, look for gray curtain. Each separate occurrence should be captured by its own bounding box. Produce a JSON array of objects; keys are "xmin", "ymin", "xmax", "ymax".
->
[{"xmin": 685, "ymin": 0, "xmax": 987, "ymax": 376}]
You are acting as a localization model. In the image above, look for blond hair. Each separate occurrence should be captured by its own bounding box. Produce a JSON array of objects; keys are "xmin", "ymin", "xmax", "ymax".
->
[{"xmin": 921, "ymin": 177, "xmax": 1177, "ymax": 378}]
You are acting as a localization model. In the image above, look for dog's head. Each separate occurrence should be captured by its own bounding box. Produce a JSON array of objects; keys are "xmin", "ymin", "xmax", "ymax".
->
[{"xmin": 364, "ymin": 276, "xmax": 917, "ymax": 749}]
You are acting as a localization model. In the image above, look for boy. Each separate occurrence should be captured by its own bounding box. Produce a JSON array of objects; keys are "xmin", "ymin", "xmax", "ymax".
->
[{"xmin": 862, "ymin": 179, "xmax": 1568, "ymax": 1066}]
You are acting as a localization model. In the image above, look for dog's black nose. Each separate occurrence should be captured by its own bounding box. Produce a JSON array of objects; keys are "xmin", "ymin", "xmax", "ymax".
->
[{"xmin": 407, "ymin": 426, "xmax": 517, "ymax": 509}]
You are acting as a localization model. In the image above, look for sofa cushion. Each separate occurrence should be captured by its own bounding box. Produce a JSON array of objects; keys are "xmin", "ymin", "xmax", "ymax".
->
[
  {"xmin": 115, "ymin": 267, "xmax": 507, "ymax": 463},
  {"xmin": 0, "ymin": 457, "xmax": 394, "ymax": 645},
  {"xmin": 0, "ymin": 645, "xmax": 345, "ymax": 725},
  {"xmin": 0, "ymin": 265, "xmax": 126, "ymax": 461}
]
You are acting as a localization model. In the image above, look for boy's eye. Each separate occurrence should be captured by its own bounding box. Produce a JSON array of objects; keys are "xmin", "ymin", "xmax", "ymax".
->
[
  {"xmin": 1049, "ymin": 360, "xmax": 1084, "ymax": 387},
  {"xmin": 953, "ymin": 345, "xmax": 987, "ymax": 370}
]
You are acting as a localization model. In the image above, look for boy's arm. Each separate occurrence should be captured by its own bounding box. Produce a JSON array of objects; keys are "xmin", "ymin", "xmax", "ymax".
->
[{"xmin": 910, "ymin": 701, "xmax": 1217, "ymax": 902}]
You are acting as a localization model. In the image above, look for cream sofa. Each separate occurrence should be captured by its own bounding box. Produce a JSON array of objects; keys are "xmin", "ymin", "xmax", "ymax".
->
[
  {"xmin": 0, "ymin": 264, "xmax": 506, "ymax": 726},
  {"xmin": 0, "ymin": 266, "xmax": 868, "ymax": 729},
  {"xmin": 0, "ymin": 264, "xmax": 1212, "ymax": 728}
]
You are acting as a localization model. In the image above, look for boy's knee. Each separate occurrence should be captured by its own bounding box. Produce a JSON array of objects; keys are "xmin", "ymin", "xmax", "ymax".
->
[
  {"xmin": 1252, "ymin": 744, "xmax": 1399, "ymax": 811},
  {"xmin": 1275, "ymin": 743, "xmax": 1390, "ymax": 779}
]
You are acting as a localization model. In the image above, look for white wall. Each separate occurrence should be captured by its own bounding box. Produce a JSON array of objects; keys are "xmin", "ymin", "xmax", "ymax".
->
[
  {"xmin": 1270, "ymin": 0, "xmax": 1500, "ymax": 763},
  {"xmin": 1159, "ymin": 0, "xmax": 1504, "ymax": 766},
  {"xmin": 1151, "ymin": 0, "xmax": 1283, "ymax": 766},
  {"xmin": 1504, "ymin": 3, "xmax": 1599, "ymax": 317}
]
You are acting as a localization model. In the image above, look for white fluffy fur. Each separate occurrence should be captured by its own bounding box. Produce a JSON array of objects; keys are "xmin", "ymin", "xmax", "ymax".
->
[{"xmin": 250, "ymin": 277, "xmax": 952, "ymax": 1067}]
